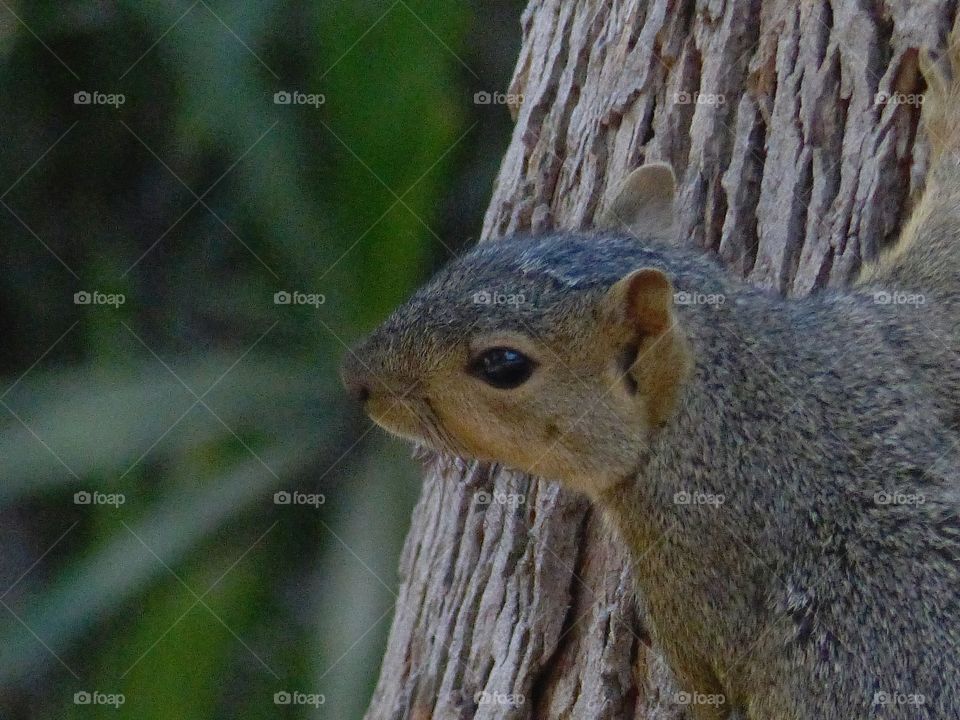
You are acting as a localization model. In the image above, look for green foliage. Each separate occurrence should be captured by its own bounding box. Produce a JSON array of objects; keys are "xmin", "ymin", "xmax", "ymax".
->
[{"xmin": 0, "ymin": 1, "xmax": 521, "ymax": 717}]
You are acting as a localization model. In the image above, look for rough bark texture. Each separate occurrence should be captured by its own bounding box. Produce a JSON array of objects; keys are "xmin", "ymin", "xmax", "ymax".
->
[{"xmin": 365, "ymin": 1, "xmax": 957, "ymax": 718}]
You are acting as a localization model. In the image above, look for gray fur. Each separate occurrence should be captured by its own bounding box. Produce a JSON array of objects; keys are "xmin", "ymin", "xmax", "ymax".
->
[{"xmin": 364, "ymin": 230, "xmax": 960, "ymax": 719}]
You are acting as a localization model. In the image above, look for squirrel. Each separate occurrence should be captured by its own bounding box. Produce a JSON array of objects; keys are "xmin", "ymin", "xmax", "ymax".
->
[{"xmin": 340, "ymin": 27, "xmax": 960, "ymax": 720}]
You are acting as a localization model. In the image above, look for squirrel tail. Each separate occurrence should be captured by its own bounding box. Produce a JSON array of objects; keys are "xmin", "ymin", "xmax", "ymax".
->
[{"xmin": 857, "ymin": 22, "xmax": 960, "ymax": 296}]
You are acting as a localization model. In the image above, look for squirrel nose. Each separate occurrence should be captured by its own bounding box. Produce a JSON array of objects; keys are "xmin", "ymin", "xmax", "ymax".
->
[{"xmin": 340, "ymin": 352, "xmax": 372, "ymax": 404}]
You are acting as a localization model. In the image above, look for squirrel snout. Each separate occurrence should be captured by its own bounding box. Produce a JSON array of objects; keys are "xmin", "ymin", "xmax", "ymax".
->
[{"xmin": 340, "ymin": 353, "xmax": 371, "ymax": 404}]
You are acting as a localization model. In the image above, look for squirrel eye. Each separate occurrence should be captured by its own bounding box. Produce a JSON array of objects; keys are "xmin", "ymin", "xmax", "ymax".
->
[{"xmin": 469, "ymin": 347, "xmax": 535, "ymax": 389}]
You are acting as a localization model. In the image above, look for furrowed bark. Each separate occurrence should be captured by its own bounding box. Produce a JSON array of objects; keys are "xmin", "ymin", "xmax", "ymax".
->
[{"xmin": 365, "ymin": 1, "xmax": 955, "ymax": 718}]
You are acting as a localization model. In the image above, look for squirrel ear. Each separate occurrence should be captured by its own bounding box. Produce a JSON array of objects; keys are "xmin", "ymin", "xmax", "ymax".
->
[
  {"xmin": 598, "ymin": 162, "xmax": 676, "ymax": 236},
  {"xmin": 605, "ymin": 267, "xmax": 674, "ymax": 337}
]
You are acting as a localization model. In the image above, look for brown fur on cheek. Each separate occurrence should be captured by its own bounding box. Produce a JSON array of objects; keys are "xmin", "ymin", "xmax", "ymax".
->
[
  {"xmin": 437, "ymin": 392, "xmax": 631, "ymax": 496},
  {"xmin": 429, "ymin": 390, "xmax": 563, "ymax": 473},
  {"xmin": 428, "ymin": 393, "xmax": 507, "ymax": 461}
]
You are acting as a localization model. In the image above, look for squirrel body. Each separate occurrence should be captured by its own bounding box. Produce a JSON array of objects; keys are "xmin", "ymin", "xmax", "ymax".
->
[{"xmin": 342, "ymin": 28, "xmax": 960, "ymax": 720}]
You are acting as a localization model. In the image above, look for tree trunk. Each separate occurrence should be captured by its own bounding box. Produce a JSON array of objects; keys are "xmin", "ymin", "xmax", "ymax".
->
[{"xmin": 365, "ymin": 1, "xmax": 955, "ymax": 718}]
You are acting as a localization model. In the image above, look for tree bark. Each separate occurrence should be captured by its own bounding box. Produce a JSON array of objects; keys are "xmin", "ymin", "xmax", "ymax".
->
[{"xmin": 365, "ymin": 1, "xmax": 956, "ymax": 718}]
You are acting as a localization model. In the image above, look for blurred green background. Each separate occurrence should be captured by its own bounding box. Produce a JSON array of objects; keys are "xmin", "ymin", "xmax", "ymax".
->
[{"xmin": 0, "ymin": 2, "xmax": 523, "ymax": 717}]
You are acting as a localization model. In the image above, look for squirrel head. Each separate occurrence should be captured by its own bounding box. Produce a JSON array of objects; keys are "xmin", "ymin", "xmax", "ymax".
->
[{"xmin": 341, "ymin": 163, "xmax": 694, "ymax": 498}]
